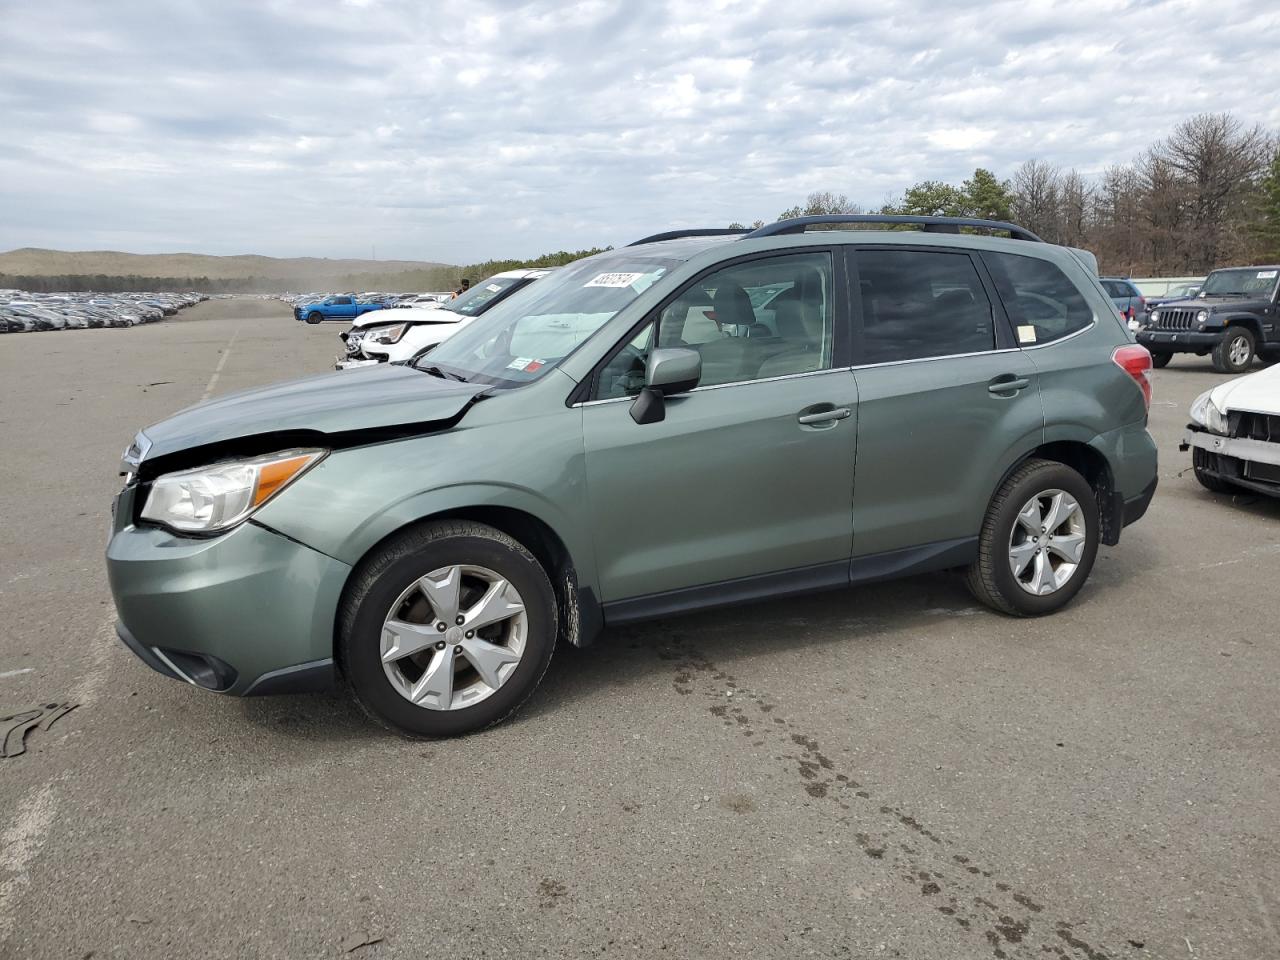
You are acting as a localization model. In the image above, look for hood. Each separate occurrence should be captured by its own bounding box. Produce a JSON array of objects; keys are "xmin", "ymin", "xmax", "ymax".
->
[
  {"xmin": 1209, "ymin": 364, "xmax": 1280, "ymax": 416},
  {"xmin": 136, "ymin": 365, "xmax": 485, "ymax": 463},
  {"xmin": 1180, "ymin": 294, "xmax": 1270, "ymax": 309},
  {"xmin": 351, "ymin": 305, "xmax": 457, "ymax": 330}
]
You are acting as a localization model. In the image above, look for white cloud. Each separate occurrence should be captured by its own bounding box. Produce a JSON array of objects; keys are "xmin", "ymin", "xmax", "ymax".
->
[{"xmin": 0, "ymin": 0, "xmax": 1277, "ymax": 263}]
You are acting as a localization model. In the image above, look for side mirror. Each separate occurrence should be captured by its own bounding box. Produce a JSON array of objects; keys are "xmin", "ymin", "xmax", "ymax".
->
[{"xmin": 630, "ymin": 348, "xmax": 701, "ymax": 425}]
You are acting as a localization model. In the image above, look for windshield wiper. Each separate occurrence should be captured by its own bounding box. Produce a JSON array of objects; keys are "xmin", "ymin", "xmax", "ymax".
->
[{"xmin": 419, "ymin": 364, "xmax": 469, "ymax": 383}]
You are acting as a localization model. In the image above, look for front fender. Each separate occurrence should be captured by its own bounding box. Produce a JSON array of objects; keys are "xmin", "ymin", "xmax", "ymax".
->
[{"xmin": 251, "ymin": 405, "xmax": 596, "ymax": 594}]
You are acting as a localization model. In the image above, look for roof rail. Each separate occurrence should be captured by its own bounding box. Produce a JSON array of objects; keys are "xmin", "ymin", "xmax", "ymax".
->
[
  {"xmin": 628, "ymin": 228, "xmax": 750, "ymax": 247},
  {"xmin": 743, "ymin": 215, "xmax": 1044, "ymax": 243}
]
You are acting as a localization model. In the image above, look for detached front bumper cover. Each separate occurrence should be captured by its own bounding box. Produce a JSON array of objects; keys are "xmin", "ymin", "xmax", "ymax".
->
[{"xmin": 1181, "ymin": 428, "xmax": 1280, "ymax": 468}]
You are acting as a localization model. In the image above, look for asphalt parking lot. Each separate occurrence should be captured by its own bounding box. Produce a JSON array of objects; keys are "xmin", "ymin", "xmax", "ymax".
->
[{"xmin": 1, "ymin": 299, "xmax": 1278, "ymax": 960}]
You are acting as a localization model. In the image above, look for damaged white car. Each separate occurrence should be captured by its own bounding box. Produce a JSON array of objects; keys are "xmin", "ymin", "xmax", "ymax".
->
[
  {"xmin": 336, "ymin": 269, "xmax": 553, "ymax": 370},
  {"xmin": 1182, "ymin": 364, "xmax": 1280, "ymax": 496}
]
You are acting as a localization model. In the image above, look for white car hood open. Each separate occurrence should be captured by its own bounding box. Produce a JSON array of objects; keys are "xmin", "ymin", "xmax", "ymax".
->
[
  {"xmin": 351, "ymin": 305, "xmax": 464, "ymax": 332},
  {"xmin": 1208, "ymin": 364, "xmax": 1280, "ymax": 415}
]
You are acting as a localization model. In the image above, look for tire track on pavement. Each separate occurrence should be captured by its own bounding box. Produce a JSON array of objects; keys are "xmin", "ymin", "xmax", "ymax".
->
[{"xmin": 659, "ymin": 631, "xmax": 1127, "ymax": 960}]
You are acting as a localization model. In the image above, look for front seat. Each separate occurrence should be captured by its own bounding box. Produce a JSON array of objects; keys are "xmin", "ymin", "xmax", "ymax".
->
[{"xmin": 697, "ymin": 282, "xmax": 767, "ymax": 385}]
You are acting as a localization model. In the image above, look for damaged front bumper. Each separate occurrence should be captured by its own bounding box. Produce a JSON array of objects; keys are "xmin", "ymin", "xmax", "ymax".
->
[
  {"xmin": 1181, "ymin": 426, "xmax": 1280, "ymax": 496},
  {"xmin": 107, "ymin": 503, "xmax": 351, "ymax": 695}
]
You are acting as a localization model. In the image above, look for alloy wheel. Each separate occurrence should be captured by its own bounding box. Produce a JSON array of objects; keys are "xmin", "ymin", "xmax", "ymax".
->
[
  {"xmin": 1007, "ymin": 489, "xmax": 1087, "ymax": 596},
  {"xmin": 380, "ymin": 564, "xmax": 528, "ymax": 710},
  {"xmin": 1228, "ymin": 334, "xmax": 1251, "ymax": 367}
]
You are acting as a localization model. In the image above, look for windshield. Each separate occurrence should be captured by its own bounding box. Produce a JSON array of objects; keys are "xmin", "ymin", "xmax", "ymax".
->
[
  {"xmin": 1201, "ymin": 268, "xmax": 1278, "ymax": 297},
  {"xmin": 417, "ymin": 254, "xmax": 680, "ymax": 387},
  {"xmin": 439, "ymin": 275, "xmax": 527, "ymax": 317}
]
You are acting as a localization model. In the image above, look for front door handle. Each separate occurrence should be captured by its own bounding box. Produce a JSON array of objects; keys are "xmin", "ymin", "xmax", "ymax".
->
[
  {"xmin": 797, "ymin": 406, "xmax": 852, "ymax": 425},
  {"xmin": 988, "ymin": 375, "xmax": 1030, "ymax": 396}
]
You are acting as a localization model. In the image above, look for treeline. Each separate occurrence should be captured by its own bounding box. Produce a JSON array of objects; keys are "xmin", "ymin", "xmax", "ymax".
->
[
  {"xmin": 741, "ymin": 113, "xmax": 1280, "ymax": 277},
  {"xmin": 0, "ymin": 273, "xmax": 231, "ymax": 293}
]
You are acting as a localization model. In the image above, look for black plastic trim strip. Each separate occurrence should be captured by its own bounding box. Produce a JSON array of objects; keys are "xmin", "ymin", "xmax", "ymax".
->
[
  {"xmin": 603, "ymin": 561, "xmax": 849, "ymax": 625},
  {"xmin": 243, "ymin": 659, "xmax": 336, "ymax": 696},
  {"xmin": 601, "ymin": 538, "xmax": 978, "ymax": 626}
]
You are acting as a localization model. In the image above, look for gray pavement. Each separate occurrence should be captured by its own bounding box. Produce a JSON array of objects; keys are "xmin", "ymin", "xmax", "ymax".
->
[{"xmin": 1, "ymin": 299, "xmax": 1278, "ymax": 960}]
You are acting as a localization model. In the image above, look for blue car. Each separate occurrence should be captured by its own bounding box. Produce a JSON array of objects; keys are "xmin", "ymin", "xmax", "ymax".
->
[{"xmin": 294, "ymin": 295, "xmax": 386, "ymax": 324}]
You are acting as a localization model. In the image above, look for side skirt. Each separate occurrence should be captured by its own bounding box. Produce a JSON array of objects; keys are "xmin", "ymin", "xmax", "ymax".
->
[{"xmin": 600, "ymin": 537, "xmax": 977, "ymax": 628}]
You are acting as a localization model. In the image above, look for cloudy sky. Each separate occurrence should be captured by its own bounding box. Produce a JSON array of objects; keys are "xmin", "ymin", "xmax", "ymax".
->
[{"xmin": 2, "ymin": 0, "xmax": 1278, "ymax": 264}]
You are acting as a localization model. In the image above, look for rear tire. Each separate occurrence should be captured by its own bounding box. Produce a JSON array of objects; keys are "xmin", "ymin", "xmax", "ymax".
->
[
  {"xmin": 1150, "ymin": 351, "xmax": 1172, "ymax": 369},
  {"xmin": 1192, "ymin": 447, "xmax": 1235, "ymax": 494},
  {"xmin": 965, "ymin": 459, "xmax": 1099, "ymax": 617},
  {"xmin": 338, "ymin": 521, "xmax": 557, "ymax": 737},
  {"xmin": 306, "ymin": 311, "xmax": 323, "ymax": 324},
  {"xmin": 1212, "ymin": 327, "xmax": 1254, "ymax": 374}
]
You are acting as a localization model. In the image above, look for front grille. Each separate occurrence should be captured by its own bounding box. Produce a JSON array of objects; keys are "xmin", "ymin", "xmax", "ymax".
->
[
  {"xmin": 1232, "ymin": 411, "xmax": 1280, "ymax": 442},
  {"xmin": 1151, "ymin": 308, "xmax": 1196, "ymax": 330}
]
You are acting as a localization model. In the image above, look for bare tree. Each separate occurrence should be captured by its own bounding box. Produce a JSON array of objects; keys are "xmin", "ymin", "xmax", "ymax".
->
[
  {"xmin": 779, "ymin": 191, "xmax": 862, "ymax": 220},
  {"xmin": 1011, "ymin": 159, "xmax": 1062, "ymax": 241},
  {"xmin": 1057, "ymin": 170, "xmax": 1091, "ymax": 249},
  {"xmin": 1154, "ymin": 113, "xmax": 1271, "ymax": 268}
]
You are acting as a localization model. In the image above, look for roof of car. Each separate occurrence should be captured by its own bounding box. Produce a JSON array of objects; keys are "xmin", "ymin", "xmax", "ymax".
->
[{"xmin": 624, "ymin": 215, "xmax": 1063, "ymax": 262}]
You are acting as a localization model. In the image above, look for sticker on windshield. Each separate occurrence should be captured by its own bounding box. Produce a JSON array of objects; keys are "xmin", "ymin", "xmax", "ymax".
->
[
  {"xmin": 1017, "ymin": 325, "xmax": 1037, "ymax": 344},
  {"xmin": 486, "ymin": 283, "xmax": 503, "ymax": 292},
  {"xmin": 506, "ymin": 357, "xmax": 533, "ymax": 370},
  {"xmin": 1258, "ymin": 270, "xmax": 1277, "ymax": 279},
  {"xmin": 585, "ymin": 272, "xmax": 645, "ymax": 288}
]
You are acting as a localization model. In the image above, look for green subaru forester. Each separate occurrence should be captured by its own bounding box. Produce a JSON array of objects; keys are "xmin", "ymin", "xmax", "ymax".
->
[{"xmin": 108, "ymin": 216, "xmax": 1158, "ymax": 736}]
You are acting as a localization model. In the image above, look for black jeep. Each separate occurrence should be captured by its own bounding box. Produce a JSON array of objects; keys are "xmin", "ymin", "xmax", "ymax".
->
[{"xmin": 1137, "ymin": 265, "xmax": 1280, "ymax": 372}]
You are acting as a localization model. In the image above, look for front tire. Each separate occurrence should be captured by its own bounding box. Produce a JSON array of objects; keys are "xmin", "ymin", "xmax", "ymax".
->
[
  {"xmin": 965, "ymin": 459, "xmax": 1099, "ymax": 617},
  {"xmin": 1212, "ymin": 327, "xmax": 1254, "ymax": 374},
  {"xmin": 338, "ymin": 520, "xmax": 557, "ymax": 737},
  {"xmin": 306, "ymin": 311, "xmax": 324, "ymax": 324},
  {"xmin": 1150, "ymin": 351, "xmax": 1172, "ymax": 369}
]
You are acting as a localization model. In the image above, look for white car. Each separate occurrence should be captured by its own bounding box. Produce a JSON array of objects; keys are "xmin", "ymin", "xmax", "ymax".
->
[
  {"xmin": 1182, "ymin": 363, "xmax": 1280, "ymax": 496},
  {"xmin": 336, "ymin": 269, "xmax": 553, "ymax": 370}
]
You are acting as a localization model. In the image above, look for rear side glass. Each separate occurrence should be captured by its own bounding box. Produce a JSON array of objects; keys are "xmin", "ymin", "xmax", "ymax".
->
[
  {"xmin": 984, "ymin": 252, "xmax": 1093, "ymax": 346},
  {"xmin": 854, "ymin": 249, "xmax": 995, "ymax": 364}
]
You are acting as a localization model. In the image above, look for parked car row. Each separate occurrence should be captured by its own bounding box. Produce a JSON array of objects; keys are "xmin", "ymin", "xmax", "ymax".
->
[
  {"xmin": 335, "ymin": 270, "xmax": 554, "ymax": 369},
  {"xmin": 0, "ymin": 290, "xmax": 207, "ymax": 333}
]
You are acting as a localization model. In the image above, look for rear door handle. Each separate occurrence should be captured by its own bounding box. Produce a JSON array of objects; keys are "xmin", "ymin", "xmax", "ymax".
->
[
  {"xmin": 988, "ymin": 375, "xmax": 1030, "ymax": 395},
  {"xmin": 797, "ymin": 406, "xmax": 852, "ymax": 425}
]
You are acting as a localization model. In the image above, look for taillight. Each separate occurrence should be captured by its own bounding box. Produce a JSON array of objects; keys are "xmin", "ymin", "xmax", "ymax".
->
[{"xmin": 1113, "ymin": 344, "xmax": 1152, "ymax": 411}]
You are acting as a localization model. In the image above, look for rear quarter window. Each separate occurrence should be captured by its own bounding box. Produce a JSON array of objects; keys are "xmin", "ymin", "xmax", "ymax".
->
[{"xmin": 983, "ymin": 252, "xmax": 1094, "ymax": 346}]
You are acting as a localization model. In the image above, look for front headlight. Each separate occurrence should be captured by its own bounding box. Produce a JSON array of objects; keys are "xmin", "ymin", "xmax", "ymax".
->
[
  {"xmin": 368, "ymin": 323, "xmax": 408, "ymax": 345},
  {"xmin": 1196, "ymin": 309, "xmax": 1209, "ymax": 326},
  {"xmin": 1150, "ymin": 311, "xmax": 1160, "ymax": 323},
  {"xmin": 1189, "ymin": 390, "xmax": 1229, "ymax": 435},
  {"xmin": 140, "ymin": 448, "xmax": 325, "ymax": 534}
]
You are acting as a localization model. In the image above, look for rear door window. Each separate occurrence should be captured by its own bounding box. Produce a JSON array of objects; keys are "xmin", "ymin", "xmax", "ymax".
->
[
  {"xmin": 853, "ymin": 249, "xmax": 996, "ymax": 364},
  {"xmin": 983, "ymin": 252, "xmax": 1094, "ymax": 345}
]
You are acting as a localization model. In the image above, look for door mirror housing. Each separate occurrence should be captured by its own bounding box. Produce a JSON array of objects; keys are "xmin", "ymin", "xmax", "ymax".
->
[{"xmin": 630, "ymin": 348, "xmax": 701, "ymax": 424}]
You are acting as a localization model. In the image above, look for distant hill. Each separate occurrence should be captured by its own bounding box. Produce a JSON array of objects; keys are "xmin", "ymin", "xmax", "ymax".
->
[{"xmin": 0, "ymin": 248, "xmax": 454, "ymax": 282}]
